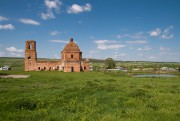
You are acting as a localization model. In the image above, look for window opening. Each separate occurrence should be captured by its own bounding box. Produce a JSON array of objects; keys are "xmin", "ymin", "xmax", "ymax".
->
[{"xmin": 29, "ymin": 44, "xmax": 32, "ymax": 49}]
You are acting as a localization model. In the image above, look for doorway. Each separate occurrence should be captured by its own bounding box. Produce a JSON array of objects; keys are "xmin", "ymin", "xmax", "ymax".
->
[{"xmin": 71, "ymin": 67, "xmax": 74, "ymax": 72}]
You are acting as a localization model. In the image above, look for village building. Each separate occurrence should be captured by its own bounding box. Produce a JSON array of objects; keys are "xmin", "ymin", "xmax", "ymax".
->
[
  {"xmin": 24, "ymin": 38, "xmax": 89, "ymax": 72},
  {"xmin": 0, "ymin": 65, "xmax": 11, "ymax": 71}
]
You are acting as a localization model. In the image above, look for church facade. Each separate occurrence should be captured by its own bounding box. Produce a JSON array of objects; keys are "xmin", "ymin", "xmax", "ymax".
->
[{"xmin": 24, "ymin": 38, "xmax": 89, "ymax": 72}]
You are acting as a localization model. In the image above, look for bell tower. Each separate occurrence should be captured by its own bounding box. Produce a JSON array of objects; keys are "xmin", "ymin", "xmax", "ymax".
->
[{"xmin": 24, "ymin": 40, "xmax": 37, "ymax": 71}]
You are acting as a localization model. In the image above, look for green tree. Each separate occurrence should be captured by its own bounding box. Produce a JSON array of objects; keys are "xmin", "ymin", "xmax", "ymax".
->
[{"xmin": 105, "ymin": 58, "xmax": 116, "ymax": 69}]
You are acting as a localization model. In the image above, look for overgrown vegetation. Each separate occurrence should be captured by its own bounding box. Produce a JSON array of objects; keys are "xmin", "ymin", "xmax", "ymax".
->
[
  {"xmin": 0, "ymin": 71, "xmax": 180, "ymax": 121},
  {"xmin": 0, "ymin": 57, "xmax": 180, "ymax": 120}
]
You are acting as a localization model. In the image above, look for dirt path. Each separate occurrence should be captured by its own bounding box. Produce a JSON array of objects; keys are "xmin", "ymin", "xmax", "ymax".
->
[{"xmin": 0, "ymin": 75, "xmax": 30, "ymax": 78}]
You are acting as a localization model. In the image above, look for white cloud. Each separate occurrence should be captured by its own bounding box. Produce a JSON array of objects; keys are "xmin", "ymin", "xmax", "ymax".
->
[
  {"xmin": 88, "ymin": 50, "xmax": 99, "ymax": 58},
  {"xmin": 97, "ymin": 44, "xmax": 125, "ymax": 50},
  {"xmin": 137, "ymin": 47, "xmax": 152, "ymax": 51},
  {"xmin": 9, "ymin": 53, "xmax": 22, "ymax": 57},
  {"xmin": 0, "ymin": 52, "xmax": 5, "ymax": 57},
  {"xmin": 112, "ymin": 53, "xmax": 126, "ymax": 60},
  {"xmin": 45, "ymin": 0, "xmax": 61, "ymax": 10},
  {"xmin": 116, "ymin": 32, "xmax": 146, "ymax": 39},
  {"xmin": 149, "ymin": 28, "xmax": 161, "ymax": 36},
  {"xmin": 161, "ymin": 26, "xmax": 174, "ymax": 39},
  {"xmin": 41, "ymin": 0, "xmax": 62, "ymax": 20},
  {"xmin": 19, "ymin": 19, "xmax": 40, "ymax": 25},
  {"xmin": 138, "ymin": 53, "xmax": 143, "ymax": 57},
  {"xmin": 89, "ymin": 50, "xmax": 99, "ymax": 54},
  {"xmin": 149, "ymin": 26, "xmax": 174, "ymax": 39},
  {"xmin": 149, "ymin": 56, "xmax": 155, "ymax": 59},
  {"xmin": 0, "ymin": 24, "xmax": 15, "ymax": 30},
  {"xmin": 49, "ymin": 40, "xmax": 68, "ymax": 43},
  {"xmin": 137, "ymin": 48, "xmax": 143, "ymax": 51},
  {"xmin": 67, "ymin": 3, "xmax": 92, "ymax": 14},
  {"xmin": 50, "ymin": 30, "xmax": 61, "ymax": 36},
  {"xmin": 94, "ymin": 40, "xmax": 125, "ymax": 50},
  {"xmin": 0, "ymin": 16, "xmax": 8, "ymax": 22},
  {"xmin": 53, "ymin": 54, "xmax": 59, "ymax": 59},
  {"xmin": 116, "ymin": 35, "xmax": 123, "ymax": 38},
  {"xmin": 132, "ymin": 32, "xmax": 146, "ymax": 39},
  {"xmin": 159, "ymin": 46, "xmax": 170, "ymax": 51},
  {"xmin": 41, "ymin": 10, "xmax": 55, "ymax": 20},
  {"xmin": 6, "ymin": 47, "xmax": 24, "ymax": 52},
  {"xmin": 94, "ymin": 40, "xmax": 117, "ymax": 44},
  {"xmin": 125, "ymin": 40, "xmax": 147, "ymax": 44}
]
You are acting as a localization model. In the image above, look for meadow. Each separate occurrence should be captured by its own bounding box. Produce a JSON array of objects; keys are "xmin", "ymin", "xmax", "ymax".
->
[
  {"xmin": 0, "ymin": 57, "xmax": 180, "ymax": 120},
  {"xmin": 0, "ymin": 70, "xmax": 180, "ymax": 121}
]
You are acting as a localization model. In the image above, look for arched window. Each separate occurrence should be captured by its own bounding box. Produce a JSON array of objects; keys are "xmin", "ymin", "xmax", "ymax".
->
[
  {"xmin": 29, "ymin": 44, "xmax": 32, "ymax": 49},
  {"xmin": 71, "ymin": 54, "xmax": 73, "ymax": 58},
  {"xmin": 28, "ymin": 56, "xmax": 31, "ymax": 60}
]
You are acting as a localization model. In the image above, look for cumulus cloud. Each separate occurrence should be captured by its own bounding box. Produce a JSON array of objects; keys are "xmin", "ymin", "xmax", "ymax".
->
[
  {"xmin": 50, "ymin": 30, "xmax": 61, "ymax": 36},
  {"xmin": 6, "ymin": 47, "xmax": 24, "ymax": 52},
  {"xmin": 41, "ymin": 0, "xmax": 62, "ymax": 20},
  {"xmin": 149, "ymin": 28, "xmax": 161, "ymax": 36},
  {"xmin": 149, "ymin": 26, "xmax": 174, "ymax": 39},
  {"xmin": 0, "ymin": 24, "xmax": 15, "ymax": 30},
  {"xmin": 49, "ymin": 40, "xmax": 68, "ymax": 43},
  {"xmin": 19, "ymin": 19, "xmax": 40, "ymax": 25},
  {"xmin": 41, "ymin": 10, "xmax": 55, "ymax": 20},
  {"xmin": 161, "ymin": 26, "xmax": 174, "ymax": 39},
  {"xmin": 67, "ymin": 3, "xmax": 92, "ymax": 14},
  {"xmin": 125, "ymin": 40, "xmax": 147, "ymax": 44},
  {"xmin": 0, "ymin": 16, "xmax": 8, "ymax": 21},
  {"xmin": 45, "ymin": 0, "xmax": 61, "ymax": 10},
  {"xmin": 94, "ymin": 40, "xmax": 125, "ymax": 50}
]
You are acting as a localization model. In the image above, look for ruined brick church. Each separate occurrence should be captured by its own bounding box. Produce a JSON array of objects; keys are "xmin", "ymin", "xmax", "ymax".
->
[{"xmin": 25, "ymin": 38, "xmax": 89, "ymax": 72}]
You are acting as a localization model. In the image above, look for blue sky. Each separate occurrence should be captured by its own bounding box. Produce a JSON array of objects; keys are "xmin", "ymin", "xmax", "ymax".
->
[{"xmin": 0, "ymin": 0, "xmax": 180, "ymax": 62}]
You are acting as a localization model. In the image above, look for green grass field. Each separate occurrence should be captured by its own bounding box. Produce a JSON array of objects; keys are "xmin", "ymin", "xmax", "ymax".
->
[{"xmin": 0, "ymin": 70, "xmax": 180, "ymax": 121}]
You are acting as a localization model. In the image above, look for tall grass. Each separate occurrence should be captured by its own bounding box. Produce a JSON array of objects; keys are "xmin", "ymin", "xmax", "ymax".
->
[{"xmin": 0, "ymin": 71, "xmax": 180, "ymax": 121}]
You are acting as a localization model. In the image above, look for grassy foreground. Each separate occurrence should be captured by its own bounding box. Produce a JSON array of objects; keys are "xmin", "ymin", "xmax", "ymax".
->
[{"xmin": 0, "ymin": 71, "xmax": 180, "ymax": 121}]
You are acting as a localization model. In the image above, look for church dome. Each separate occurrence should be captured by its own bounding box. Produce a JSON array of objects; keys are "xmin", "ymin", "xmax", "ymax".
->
[{"xmin": 62, "ymin": 38, "xmax": 81, "ymax": 52}]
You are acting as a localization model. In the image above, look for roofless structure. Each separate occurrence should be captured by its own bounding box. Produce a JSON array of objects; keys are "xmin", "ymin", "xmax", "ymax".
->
[{"xmin": 24, "ymin": 38, "xmax": 89, "ymax": 72}]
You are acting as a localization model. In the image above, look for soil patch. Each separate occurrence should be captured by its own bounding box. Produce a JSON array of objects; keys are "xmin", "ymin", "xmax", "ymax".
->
[{"xmin": 0, "ymin": 75, "xmax": 30, "ymax": 78}]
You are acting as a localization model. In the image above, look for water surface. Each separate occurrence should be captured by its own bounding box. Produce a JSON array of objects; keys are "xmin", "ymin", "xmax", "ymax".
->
[{"xmin": 133, "ymin": 74, "xmax": 177, "ymax": 77}]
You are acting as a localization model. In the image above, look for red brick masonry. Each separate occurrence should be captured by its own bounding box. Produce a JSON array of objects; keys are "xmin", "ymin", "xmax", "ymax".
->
[{"xmin": 25, "ymin": 38, "xmax": 89, "ymax": 72}]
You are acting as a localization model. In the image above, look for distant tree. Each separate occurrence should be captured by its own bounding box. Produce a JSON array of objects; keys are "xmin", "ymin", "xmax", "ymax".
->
[{"xmin": 105, "ymin": 58, "xmax": 116, "ymax": 69}]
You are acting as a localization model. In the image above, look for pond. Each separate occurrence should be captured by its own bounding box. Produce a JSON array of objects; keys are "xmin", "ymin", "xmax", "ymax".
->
[{"xmin": 133, "ymin": 74, "xmax": 177, "ymax": 77}]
